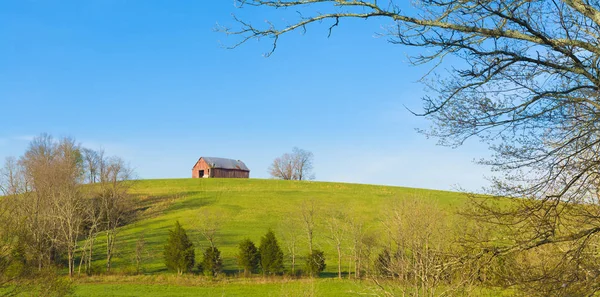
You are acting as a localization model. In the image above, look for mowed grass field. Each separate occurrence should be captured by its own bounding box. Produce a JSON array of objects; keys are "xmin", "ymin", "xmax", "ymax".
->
[{"xmin": 75, "ymin": 178, "xmax": 500, "ymax": 296}]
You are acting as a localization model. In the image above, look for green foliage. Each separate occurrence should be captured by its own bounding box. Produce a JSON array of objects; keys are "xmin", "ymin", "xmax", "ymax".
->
[
  {"xmin": 3, "ymin": 240, "xmax": 28, "ymax": 280},
  {"xmin": 258, "ymin": 230, "xmax": 284, "ymax": 275},
  {"xmin": 237, "ymin": 239, "xmax": 259, "ymax": 276},
  {"xmin": 305, "ymin": 249, "xmax": 326, "ymax": 277},
  {"xmin": 34, "ymin": 268, "xmax": 74, "ymax": 297},
  {"xmin": 199, "ymin": 246, "xmax": 223, "ymax": 277},
  {"xmin": 163, "ymin": 221, "xmax": 195, "ymax": 274}
]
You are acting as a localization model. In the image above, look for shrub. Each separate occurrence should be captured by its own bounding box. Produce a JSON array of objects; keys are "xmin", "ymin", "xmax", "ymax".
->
[
  {"xmin": 258, "ymin": 230, "xmax": 284, "ymax": 275},
  {"xmin": 305, "ymin": 249, "xmax": 326, "ymax": 277},
  {"xmin": 163, "ymin": 221, "xmax": 195, "ymax": 275},
  {"xmin": 199, "ymin": 246, "xmax": 223, "ymax": 277},
  {"xmin": 237, "ymin": 239, "xmax": 260, "ymax": 276},
  {"xmin": 375, "ymin": 248, "xmax": 393, "ymax": 278}
]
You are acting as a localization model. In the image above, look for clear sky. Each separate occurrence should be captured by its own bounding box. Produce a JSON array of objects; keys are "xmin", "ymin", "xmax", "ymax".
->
[{"xmin": 0, "ymin": 1, "xmax": 492, "ymax": 192}]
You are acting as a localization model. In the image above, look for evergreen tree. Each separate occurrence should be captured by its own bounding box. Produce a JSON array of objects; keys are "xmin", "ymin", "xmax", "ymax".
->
[
  {"xmin": 258, "ymin": 230, "xmax": 284, "ymax": 275},
  {"xmin": 237, "ymin": 239, "xmax": 259, "ymax": 276},
  {"xmin": 305, "ymin": 249, "xmax": 326, "ymax": 277},
  {"xmin": 200, "ymin": 246, "xmax": 223, "ymax": 277},
  {"xmin": 163, "ymin": 221, "xmax": 195, "ymax": 275}
]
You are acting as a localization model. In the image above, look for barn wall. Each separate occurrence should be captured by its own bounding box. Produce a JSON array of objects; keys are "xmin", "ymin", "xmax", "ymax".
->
[
  {"xmin": 192, "ymin": 159, "xmax": 211, "ymax": 178},
  {"xmin": 211, "ymin": 168, "xmax": 250, "ymax": 178}
]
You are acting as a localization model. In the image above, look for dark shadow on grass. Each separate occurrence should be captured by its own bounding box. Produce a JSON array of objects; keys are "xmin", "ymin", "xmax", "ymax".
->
[
  {"xmin": 166, "ymin": 196, "xmax": 217, "ymax": 213},
  {"xmin": 319, "ymin": 272, "xmax": 342, "ymax": 278}
]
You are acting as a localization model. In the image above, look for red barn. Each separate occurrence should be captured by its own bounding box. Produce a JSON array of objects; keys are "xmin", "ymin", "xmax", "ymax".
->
[{"xmin": 192, "ymin": 157, "xmax": 250, "ymax": 179}]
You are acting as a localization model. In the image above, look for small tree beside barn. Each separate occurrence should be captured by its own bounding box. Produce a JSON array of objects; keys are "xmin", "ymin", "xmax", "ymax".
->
[{"xmin": 192, "ymin": 157, "xmax": 250, "ymax": 179}]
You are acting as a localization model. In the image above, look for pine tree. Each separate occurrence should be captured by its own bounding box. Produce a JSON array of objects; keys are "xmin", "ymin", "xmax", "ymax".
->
[
  {"xmin": 237, "ymin": 239, "xmax": 259, "ymax": 276},
  {"xmin": 305, "ymin": 249, "xmax": 326, "ymax": 277},
  {"xmin": 258, "ymin": 230, "xmax": 284, "ymax": 275},
  {"xmin": 163, "ymin": 221, "xmax": 195, "ymax": 275},
  {"xmin": 200, "ymin": 246, "xmax": 223, "ymax": 277}
]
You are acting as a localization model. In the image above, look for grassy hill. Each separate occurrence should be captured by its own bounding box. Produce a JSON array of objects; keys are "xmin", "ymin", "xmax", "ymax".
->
[{"xmin": 88, "ymin": 178, "xmax": 469, "ymax": 276}]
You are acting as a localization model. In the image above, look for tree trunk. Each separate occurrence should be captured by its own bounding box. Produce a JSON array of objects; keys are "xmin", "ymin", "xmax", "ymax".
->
[
  {"xmin": 68, "ymin": 248, "xmax": 74, "ymax": 277},
  {"xmin": 88, "ymin": 238, "xmax": 95, "ymax": 274},
  {"xmin": 291, "ymin": 251, "xmax": 296, "ymax": 276},
  {"xmin": 337, "ymin": 245, "xmax": 342, "ymax": 279},
  {"xmin": 106, "ymin": 232, "xmax": 112, "ymax": 273}
]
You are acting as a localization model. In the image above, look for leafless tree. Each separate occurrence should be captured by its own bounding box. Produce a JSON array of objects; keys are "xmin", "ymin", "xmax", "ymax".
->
[
  {"xmin": 325, "ymin": 210, "xmax": 347, "ymax": 279},
  {"xmin": 301, "ymin": 199, "xmax": 317, "ymax": 252},
  {"xmin": 225, "ymin": 1, "xmax": 600, "ymax": 292},
  {"xmin": 49, "ymin": 137, "xmax": 86, "ymax": 277},
  {"xmin": 348, "ymin": 218, "xmax": 370, "ymax": 279},
  {"xmin": 134, "ymin": 232, "xmax": 147, "ymax": 275},
  {"xmin": 380, "ymin": 198, "xmax": 477, "ymax": 296},
  {"xmin": 78, "ymin": 196, "xmax": 102, "ymax": 276},
  {"xmin": 0, "ymin": 157, "xmax": 28, "ymax": 196},
  {"xmin": 269, "ymin": 153, "xmax": 295, "ymax": 180},
  {"xmin": 19, "ymin": 134, "xmax": 64, "ymax": 271},
  {"xmin": 82, "ymin": 148, "xmax": 102, "ymax": 184},
  {"xmin": 269, "ymin": 147, "xmax": 314, "ymax": 180},
  {"xmin": 98, "ymin": 156, "xmax": 135, "ymax": 273},
  {"xmin": 12, "ymin": 135, "xmax": 87, "ymax": 277},
  {"xmin": 291, "ymin": 147, "xmax": 314, "ymax": 181},
  {"xmin": 195, "ymin": 208, "xmax": 223, "ymax": 249},
  {"xmin": 279, "ymin": 213, "xmax": 302, "ymax": 276}
]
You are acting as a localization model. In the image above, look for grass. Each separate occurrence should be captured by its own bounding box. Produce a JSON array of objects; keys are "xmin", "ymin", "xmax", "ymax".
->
[
  {"xmin": 67, "ymin": 178, "xmax": 511, "ymax": 296},
  {"xmin": 72, "ymin": 276, "xmax": 511, "ymax": 297},
  {"xmin": 74, "ymin": 277, "xmax": 370, "ymax": 297},
  {"xmin": 88, "ymin": 178, "xmax": 468, "ymax": 275}
]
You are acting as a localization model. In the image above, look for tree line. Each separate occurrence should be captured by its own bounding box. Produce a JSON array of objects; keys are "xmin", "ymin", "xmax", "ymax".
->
[
  {"xmin": 160, "ymin": 198, "xmax": 507, "ymax": 296},
  {"xmin": 0, "ymin": 135, "xmax": 585, "ymax": 296},
  {"xmin": 164, "ymin": 222, "xmax": 325, "ymax": 278},
  {"xmin": 0, "ymin": 134, "xmax": 135, "ymax": 296}
]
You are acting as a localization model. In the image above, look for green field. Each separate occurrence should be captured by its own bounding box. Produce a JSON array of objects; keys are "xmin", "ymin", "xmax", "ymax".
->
[
  {"xmin": 74, "ymin": 278, "xmax": 375, "ymax": 297},
  {"xmin": 71, "ymin": 178, "xmax": 495, "ymax": 296},
  {"xmin": 72, "ymin": 278, "xmax": 510, "ymax": 297},
  {"xmin": 90, "ymin": 178, "xmax": 466, "ymax": 274}
]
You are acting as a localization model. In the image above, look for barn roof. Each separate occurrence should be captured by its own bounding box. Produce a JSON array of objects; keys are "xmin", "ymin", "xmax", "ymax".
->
[{"xmin": 200, "ymin": 157, "xmax": 250, "ymax": 171}]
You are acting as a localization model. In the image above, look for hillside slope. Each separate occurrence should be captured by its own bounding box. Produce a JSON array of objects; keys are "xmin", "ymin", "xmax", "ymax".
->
[{"xmin": 90, "ymin": 178, "xmax": 469, "ymax": 275}]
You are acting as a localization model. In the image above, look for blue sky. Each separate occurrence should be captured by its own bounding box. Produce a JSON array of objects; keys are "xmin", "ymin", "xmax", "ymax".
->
[{"xmin": 0, "ymin": 1, "xmax": 492, "ymax": 191}]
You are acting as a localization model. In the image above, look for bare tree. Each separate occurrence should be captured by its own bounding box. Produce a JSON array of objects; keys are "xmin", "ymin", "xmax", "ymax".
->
[
  {"xmin": 325, "ymin": 210, "xmax": 347, "ymax": 279},
  {"xmin": 279, "ymin": 212, "xmax": 302, "ymax": 276},
  {"xmin": 19, "ymin": 134, "xmax": 63, "ymax": 271},
  {"xmin": 301, "ymin": 199, "xmax": 317, "ymax": 252},
  {"xmin": 380, "ymin": 197, "xmax": 476, "ymax": 296},
  {"xmin": 195, "ymin": 208, "xmax": 223, "ymax": 249},
  {"xmin": 82, "ymin": 148, "xmax": 102, "ymax": 184},
  {"xmin": 49, "ymin": 137, "xmax": 86, "ymax": 277},
  {"xmin": 269, "ymin": 147, "xmax": 314, "ymax": 180},
  {"xmin": 0, "ymin": 157, "xmax": 27, "ymax": 196},
  {"xmin": 98, "ymin": 156, "xmax": 135, "ymax": 273},
  {"xmin": 268, "ymin": 153, "xmax": 295, "ymax": 180},
  {"xmin": 134, "ymin": 232, "xmax": 147, "ymax": 275},
  {"xmin": 348, "ymin": 218, "xmax": 369, "ymax": 279},
  {"xmin": 13, "ymin": 135, "xmax": 87, "ymax": 277},
  {"xmin": 78, "ymin": 196, "xmax": 102, "ymax": 276},
  {"xmin": 291, "ymin": 147, "xmax": 314, "ymax": 181}
]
